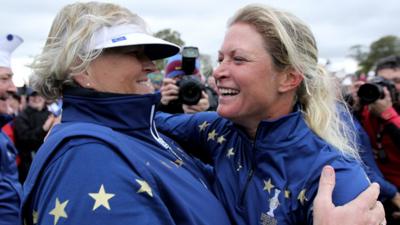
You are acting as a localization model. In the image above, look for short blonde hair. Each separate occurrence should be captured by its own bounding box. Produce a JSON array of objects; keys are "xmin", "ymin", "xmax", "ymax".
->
[
  {"xmin": 30, "ymin": 1, "xmax": 148, "ymax": 99},
  {"xmin": 229, "ymin": 4, "xmax": 359, "ymax": 159}
]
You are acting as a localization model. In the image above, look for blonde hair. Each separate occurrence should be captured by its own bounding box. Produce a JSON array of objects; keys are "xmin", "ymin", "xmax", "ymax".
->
[
  {"xmin": 30, "ymin": 2, "xmax": 148, "ymax": 99},
  {"xmin": 229, "ymin": 4, "xmax": 359, "ymax": 159}
]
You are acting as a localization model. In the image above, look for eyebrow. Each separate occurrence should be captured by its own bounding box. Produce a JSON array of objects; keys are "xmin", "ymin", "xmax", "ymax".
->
[{"xmin": 0, "ymin": 73, "xmax": 13, "ymax": 77}]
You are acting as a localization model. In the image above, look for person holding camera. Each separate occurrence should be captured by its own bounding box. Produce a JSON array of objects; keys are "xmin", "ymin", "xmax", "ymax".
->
[
  {"xmin": 159, "ymin": 49, "xmax": 218, "ymax": 114},
  {"xmin": 354, "ymin": 55, "xmax": 400, "ymax": 224}
]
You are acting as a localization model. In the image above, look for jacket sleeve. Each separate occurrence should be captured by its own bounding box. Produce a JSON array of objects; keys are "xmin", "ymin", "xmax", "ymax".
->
[
  {"xmin": 306, "ymin": 154, "xmax": 371, "ymax": 224},
  {"xmin": 331, "ymin": 158, "xmax": 372, "ymax": 203},
  {"xmin": 155, "ymin": 112, "xmax": 221, "ymax": 161},
  {"xmin": 25, "ymin": 140, "xmax": 175, "ymax": 225}
]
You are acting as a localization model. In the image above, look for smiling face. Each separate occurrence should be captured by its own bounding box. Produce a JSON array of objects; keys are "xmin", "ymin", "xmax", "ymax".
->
[
  {"xmin": 0, "ymin": 67, "xmax": 17, "ymax": 114},
  {"xmin": 74, "ymin": 47, "xmax": 156, "ymax": 95},
  {"xmin": 213, "ymin": 23, "xmax": 298, "ymax": 135}
]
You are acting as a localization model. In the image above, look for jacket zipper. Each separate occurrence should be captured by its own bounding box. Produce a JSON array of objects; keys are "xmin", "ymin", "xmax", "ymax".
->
[
  {"xmin": 239, "ymin": 168, "xmax": 254, "ymax": 205},
  {"xmin": 239, "ymin": 141, "xmax": 257, "ymax": 205}
]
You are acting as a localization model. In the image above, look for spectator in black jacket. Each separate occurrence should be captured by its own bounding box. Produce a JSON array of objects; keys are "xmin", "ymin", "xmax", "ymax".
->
[{"xmin": 14, "ymin": 89, "xmax": 59, "ymax": 183}]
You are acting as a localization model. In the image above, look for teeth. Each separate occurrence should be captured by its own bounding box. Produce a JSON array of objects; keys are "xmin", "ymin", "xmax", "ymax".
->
[
  {"xmin": 219, "ymin": 88, "xmax": 239, "ymax": 95},
  {"xmin": 138, "ymin": 80, "xmax": 151, "ymax": 86}
]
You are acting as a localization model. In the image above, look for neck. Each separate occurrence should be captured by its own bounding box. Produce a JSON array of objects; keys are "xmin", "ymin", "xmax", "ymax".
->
[{"xmin": 237, "ymin": 96, "xmax": 295, "ymax": 139}]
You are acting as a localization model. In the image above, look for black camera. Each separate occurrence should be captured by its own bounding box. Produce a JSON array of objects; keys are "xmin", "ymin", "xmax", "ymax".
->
[
  {"xmin": 176, "ymin": 46, "xmax": 204, "ymax": 105},
  {"xmin": 357, "ymin": 76, "xmax": 399, "ymax": 104}
]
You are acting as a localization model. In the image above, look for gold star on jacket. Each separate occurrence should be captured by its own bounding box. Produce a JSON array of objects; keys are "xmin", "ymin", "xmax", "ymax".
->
[
  {"xmin": 89, "ymin": 184, "xmax": 115, "ymax": 210},
  {"xmin": 49, "ymin": 198, "xmax": 69, "ymax": 225}
]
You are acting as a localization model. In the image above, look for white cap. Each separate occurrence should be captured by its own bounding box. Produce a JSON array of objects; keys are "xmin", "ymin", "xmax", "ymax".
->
[
  {"xmin": 87, "ymin": 24, "xmax": 180, "ymax": 60},
  {"xmin": 0, "ymin": 34, "xmax": 23, "ymax": 68}
]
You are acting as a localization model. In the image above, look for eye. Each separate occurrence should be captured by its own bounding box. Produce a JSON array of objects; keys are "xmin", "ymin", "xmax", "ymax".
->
[
  {"xmin": 233, "ymin": 56, "xmax": 247, "ymax": 64},
  {"xmin": 217, "ymin": 56, "xmax": 224, "ymax": 64}
]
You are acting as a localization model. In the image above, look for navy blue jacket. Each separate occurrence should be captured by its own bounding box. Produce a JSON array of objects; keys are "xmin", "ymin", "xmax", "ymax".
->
[
  {"xmin": 156, "ymin": 110, "xmax": 370, "ymax": 224},
  {"xmin": 22, "ymin": 88, "xmax": 231, "ymax": 225},
  {"xmin": 0, "ymin": 114, "xmax": 22, "ymax": 225}
]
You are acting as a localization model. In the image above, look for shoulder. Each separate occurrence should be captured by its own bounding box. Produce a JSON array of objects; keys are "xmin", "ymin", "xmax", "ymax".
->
[
  {"xmin": 303, "ymin": 146, "xmax": 369, "ymax": 206},
  {"xmin": 25, "ymin": 136, "xmax": 164, "ymax": 224}
]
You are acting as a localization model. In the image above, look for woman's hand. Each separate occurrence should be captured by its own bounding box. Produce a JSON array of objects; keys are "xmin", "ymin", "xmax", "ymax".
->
[
  {"xmin": 160, "ymin": 78, "xmax": 179, "ymax": 106},
  {"xmin": 313, "ymin": 165, "xmax": 386, "ymax": 225},
  {"xmin": 182, "ymin": 91, "xmax": 210, "ymax": 113}
]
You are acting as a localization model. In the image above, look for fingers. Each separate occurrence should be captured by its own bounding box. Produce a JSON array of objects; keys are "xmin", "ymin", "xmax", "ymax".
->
[
  {"xmin": 201, "ymin": 91, "xmax": 209, "ymax": 99},
  {"xmin": 350, "ymin": 183, "xmax": 380, "ymax": 210},
  {"xmin": 160, "ymin": 82, "xmax": 179, "ymax": 105},
  {"xmin": 314, "ymin": 165, "xmax": 336, "ymax": 207},
  {"xmin": 367, "ymin": 201, "xmax": 385, "ymax": 225},
  {"xmin": 161, "ymin": 78, "xmax": 176, "ymax": 86}
]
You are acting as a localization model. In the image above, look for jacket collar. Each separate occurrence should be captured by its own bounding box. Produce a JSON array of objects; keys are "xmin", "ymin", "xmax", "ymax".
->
[
  {"xmin": 0, "ymin": 114, "xmax": 12, "ymax": 127},
  {"xmin": 231, "ymin": 105, "xmax": 309, "ymax": 148},
  {"xmin": 61, "ymin": 86, "xmax": 161, "ymax": 133}
]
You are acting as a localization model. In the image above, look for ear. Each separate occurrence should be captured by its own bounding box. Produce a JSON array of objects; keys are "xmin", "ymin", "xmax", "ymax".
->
[
  {"xmin": 72, "ymin": 71, "xmax": 90, "ymax": 88},
  {"xmin": 278, "ymin": 69, "xmax": 303, "ymax": 93}
]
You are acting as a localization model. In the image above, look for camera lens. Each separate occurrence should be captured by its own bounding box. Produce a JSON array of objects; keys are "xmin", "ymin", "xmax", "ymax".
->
[
  {"xmin": 357, "ymin": 83, "xmax": 383, "ymax": 104},
  {"xmin": 178, "ymin": 77, "xmax": 203, "ymax": 105}
]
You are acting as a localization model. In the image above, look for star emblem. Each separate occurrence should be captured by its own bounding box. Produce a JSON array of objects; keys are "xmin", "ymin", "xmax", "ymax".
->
[
  {"xmin": 297, "ymin": 189, "xmax": 308, "ymax": 205},
  {"xmin": 88, "ymin": 184, "xmax": 115, "ymax": 211},
  {"xmin": 284, "ymin": 189, "xmax": 291, "ymax": 199},
  {"xmin": 226, "ymin": 148, "xmax": 235, "ymax": 158},
  {"xmin": 217, "ymin": 135, "xmax": 226, "ymax": 144},
  {"xmin": 174, "ymin": 159, "xmax": 184, "ymax": 166},
  {"xmin": 32, "ymin": 210, "xmax": 38, "ymax": 224},
  {"xmin": 49, "ymin": 198, "xmax": 69, "ymax": 225},
  {"xmin": 207, "ymin": 129, "xmax": 218, "ymax": 141},
  {"xmin": 198, "ymin": 121, "xmax": 210, "ymax": 131},
  {"xmin": 263, "ymin": 178, "xmax": 275, "ymax": 193},
  {"xmin": 136, "ymin": 179, "xmax": 153, "ymax": 197}
]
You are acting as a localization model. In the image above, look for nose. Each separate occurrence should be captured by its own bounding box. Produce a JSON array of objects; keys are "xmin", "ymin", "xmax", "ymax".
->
[
  {"xmin": 141, "ymin": 57, "xmax": 156, "ymax": 74},
  {"xmin": 7, "ymin": 80, "xmax": 17, "ymax": 93},
  {"xmin": 213, "ymin": 62, "xmax": 228, "ymax": 81}
]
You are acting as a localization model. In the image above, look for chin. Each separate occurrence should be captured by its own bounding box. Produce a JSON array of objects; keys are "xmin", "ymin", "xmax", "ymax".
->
[{"xmin": 216, "ymin": 105, "xmax": 235, "ymax": 120}]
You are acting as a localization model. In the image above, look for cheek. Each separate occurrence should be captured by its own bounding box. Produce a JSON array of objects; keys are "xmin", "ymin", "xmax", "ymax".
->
[{"xmin": 0, "ymin": 101, "xmax": 8, "ymax": 113}]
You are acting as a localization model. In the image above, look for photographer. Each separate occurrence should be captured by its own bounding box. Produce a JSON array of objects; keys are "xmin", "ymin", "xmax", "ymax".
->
[
  {"xmin": 159, "ymin": 47, "xmax": 217, "ymax": 114},
  {"xmin": 354, "ymin": 55, "xmax": 400, "ymax": 224}
]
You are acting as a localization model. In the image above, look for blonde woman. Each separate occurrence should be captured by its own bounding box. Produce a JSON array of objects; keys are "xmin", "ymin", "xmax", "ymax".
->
[
  {"xmin": 157, "ymin": 4, "xmax": 385, "ymax": 224},
  {"xmin": 22, "ymin": 2, "xmax": 232, "ymax": 225}
]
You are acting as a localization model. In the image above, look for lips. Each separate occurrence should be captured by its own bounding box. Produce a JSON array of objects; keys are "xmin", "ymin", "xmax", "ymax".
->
[{"xmin": 218, "ymin": 87, "xmax": 240, "ymax": 96}]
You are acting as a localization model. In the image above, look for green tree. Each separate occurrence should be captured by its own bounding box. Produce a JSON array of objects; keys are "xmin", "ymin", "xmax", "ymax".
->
[
  {"xmin": 349, "ymin": 35, "xmax": 400, "ymax": 74},
  {"xmin": 154, "ymin": 29, "xmax": 185, "ymax": 71}
]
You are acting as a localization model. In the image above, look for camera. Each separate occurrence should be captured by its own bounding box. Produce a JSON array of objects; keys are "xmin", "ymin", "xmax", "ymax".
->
[
  {"xmin": 357, "ymin": 76, "xmax": 399, "ymax": 105},
  {"xmin": 176, "ymin": 46, "xmax": 204, "ymax": 105}
]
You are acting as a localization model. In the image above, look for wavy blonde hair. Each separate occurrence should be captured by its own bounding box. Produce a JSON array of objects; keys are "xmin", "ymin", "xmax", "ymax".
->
[
  {"xmin": 30, "ymin": 2, "xmax": 148, "ymax": 99},
  {"xmin": 229, "ymin": 4, "xmax": 359, "ymax": 159}
]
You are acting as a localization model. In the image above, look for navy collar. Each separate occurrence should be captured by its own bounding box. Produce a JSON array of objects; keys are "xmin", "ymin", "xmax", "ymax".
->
[
  {"xmin": 230, "ymin": 105, "xmax": 309, "ymax": 147},
  {"xmin": 0, "ymin": 114, "xmax": 12, "ymax": 127},
  {"xmin": 62, "ymin": 87, "xmax": 161, "ymax": 133}
]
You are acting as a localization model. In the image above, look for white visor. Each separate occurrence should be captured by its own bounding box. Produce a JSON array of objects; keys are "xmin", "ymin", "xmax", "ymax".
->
[{"xmin": 87, "ymin": 24, "xmax": 180, "ymax": 60}]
